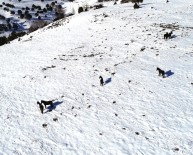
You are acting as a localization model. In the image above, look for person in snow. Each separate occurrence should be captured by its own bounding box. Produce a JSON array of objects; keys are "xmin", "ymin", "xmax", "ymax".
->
[
  {"xmin": 37, "ymin": 101, "xmax": 44, "ymax": 114},
  {"xmin": 99, "ymin": 76, "xmax": 104, "ymax": 86}
]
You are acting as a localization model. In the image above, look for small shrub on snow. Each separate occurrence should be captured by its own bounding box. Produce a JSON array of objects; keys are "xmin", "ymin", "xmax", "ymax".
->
[
  {"xmin": 3, "ymin": 7, "xmax": 9, "ymax": 12},
  {"xmin": 17, "ymin": 9, "xmax": 22, "ymax": 15},
  {"xmin": 46, "ymin": 4, "xmax": 49, "ymax": 8},
  {"xmin": 5, "ymin": 3, "xmax": 15, "ymax": 8},
  {"xmin": 25, "ymin": 6, "xmax": 30, "ymax": 10},
  {"xmin": 51, "ymin": 2, "xmax": 55, "ymax": 7},
  {"xmin": 43, "ymin": 8, "xmax": 47, "ymax": 12},
  {"xmin": 32, "ymin": 4, "xmax": 36, "ymax": 8},
  {"xmin": 10, "ymin": 10, "xmax": 15, "ymax": 15},
  {"xmin": 48, "ymin": 6, "xmax": 53, "ymax": 11},
  {"xmin": 37, "ymin": 6, "xmax": 41, "ymax": 10},
  {"xmin": 24, "ymin": 10, "xmax": 29, "ymax": 15},
  {"xmin": 20, "ymin": 14, "xmax": 24, "ymax": 19},
  {"xmin": 35, "ymin": 12, "xmax": 39, "ymax": 17},
  {"xmin": 26, "ymin": 14, "xmax": 32, "ymax": 20},
  {"xmin": 58, "ymin": 5, "xmax": 62, "ymax": 9}
]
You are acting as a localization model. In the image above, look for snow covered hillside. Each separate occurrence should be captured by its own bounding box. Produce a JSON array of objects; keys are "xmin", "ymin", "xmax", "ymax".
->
[
  {"xmin": 0, "ymin": 0, "xmax": 98, "ymax": 37},
  {"xmin": 0, "ymin": 0, "xmax": 193, "ymax": 154}
]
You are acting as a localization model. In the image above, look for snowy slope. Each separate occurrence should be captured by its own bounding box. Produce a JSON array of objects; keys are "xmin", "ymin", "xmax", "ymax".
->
[
  {"xmin": 0, "ymin": 0, "xmax": 193, "ymax": 154},
  {"xmin": 0, "ymin": 0, "xmax": 98, "ymax": 37}
]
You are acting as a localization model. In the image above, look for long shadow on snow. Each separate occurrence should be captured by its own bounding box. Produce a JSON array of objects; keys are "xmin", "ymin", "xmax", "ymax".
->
[
  {"xmin": 171, "ymin": 35, "xmax": 177, "ymax": 39},
  {"xmin": 165, "ymin": 70, "xmax": 174, "ymax": 78},
  {"xmin": 105, "ymin": 77, "xmax": 112, "ymax": 85},
  {"xmin": 45, "ymin": 101, "xmax": 63, "ymax": 113},
  {"xmin": 141, "ymin": 3, "xmax": 153, "ymax": 6}
]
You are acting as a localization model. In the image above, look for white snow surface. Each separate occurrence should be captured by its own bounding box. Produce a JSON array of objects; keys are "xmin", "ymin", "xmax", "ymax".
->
[{"xmin": 0, "ymin": 0, "xmax": 193, "ymax": 154}]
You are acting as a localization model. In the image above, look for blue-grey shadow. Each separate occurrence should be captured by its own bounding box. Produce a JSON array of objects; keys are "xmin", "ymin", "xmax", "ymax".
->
[
  {"xmin": 141, "ymin": 3, "xmax": 153, "ymax": 6},
  {"xmin": 165, "ymin": 70, "xmax": 174, "ymax": 78},
  {"xmin": 45, "ymin": 101, "xmax": 63, "ymax": 113},
  {"xmin": 105, "ymin": 77, "xmax": 112, "ymax": 85},
  {"xmin": 171, "ymin": 35, "xmax": 177, "ymax": 39}
]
